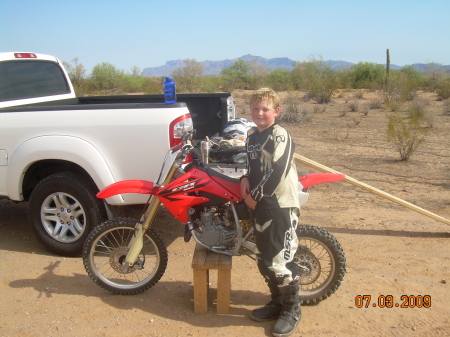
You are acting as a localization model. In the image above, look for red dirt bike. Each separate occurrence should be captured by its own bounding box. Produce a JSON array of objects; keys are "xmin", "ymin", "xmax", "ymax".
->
[{"xmin": 82, "ymin": 131, "xmax": 346, "ymax": 305}]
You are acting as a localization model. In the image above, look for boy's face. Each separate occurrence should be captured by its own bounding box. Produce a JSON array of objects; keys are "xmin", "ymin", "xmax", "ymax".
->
[{"xmin": 250, "ymin": 100, "xmax": 280, "ymax": 132}]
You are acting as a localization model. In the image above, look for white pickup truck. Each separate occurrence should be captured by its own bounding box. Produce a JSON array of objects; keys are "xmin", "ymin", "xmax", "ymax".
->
[{"xmin": 0, "ymin": 52, "xmax": 235, "ymax": 256}]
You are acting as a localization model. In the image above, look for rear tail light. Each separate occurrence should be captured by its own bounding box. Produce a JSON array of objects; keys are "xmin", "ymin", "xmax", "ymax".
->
[
  {"xmin": 14, "ymin": 53, "xmax": 37, "ymax": 58},
  {"xmin": 169, "ymin": 114, "xmax": 193, "ymax": 148}
]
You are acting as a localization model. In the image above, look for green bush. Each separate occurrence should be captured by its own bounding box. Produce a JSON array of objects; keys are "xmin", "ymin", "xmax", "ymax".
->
[
  {"xmin": 200, "ymin": 76, "xmax": 221, "ymax": 93},
  {"xmin": 91, "ymin": 62, "xmax": 124, "ymax": 91},
  {"xmin": 386, "ymin": 113, "xmax": 427, "ymax": 161},
  {"xmin": 221, "ymin": 59, "xmax": 252, "ymax": 90},
  {"xmin": 292, "ymin": 57, "xmax": 339, "ymax": 103},
  {"xmin": 384, "ymin": 70, "xmax": 419, "ymax": 104},
  {"xmin": 141, "ymin": 77, "xmax": 164, "ymax": 94},
  {"xmin": 268, "ymin": 68, "xmax": 293, "ymax": 91},
  {"xmin": 350, "ymin": 62, "xmax": 385, "ymax": 90},
  {"xmin": 436, "ymin": 78, "xmax": 450, "ymax": 100}
]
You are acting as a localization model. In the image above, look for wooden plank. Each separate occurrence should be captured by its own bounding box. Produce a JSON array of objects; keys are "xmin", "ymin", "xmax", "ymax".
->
[
  {"xmin": 218, "ymin": 253, "xmax": 232, "ymax": 269},
  {"xmin": 204, "ymin": 249, "xmax": 220, "ymax": 269},
  {"xmin": 217, "ymin": 268, "xmax": 231, "ymax": 314},
  {"xmin": 192, "ymin": 244, "xmax": 207, "ymax": 268},
  {"xmin": 294, "ymin": 153, "xmax": 450, "ymax": 226},
  {"xmin": 193, "ymin": 268, "xmax": 208, "ymax": 313}
]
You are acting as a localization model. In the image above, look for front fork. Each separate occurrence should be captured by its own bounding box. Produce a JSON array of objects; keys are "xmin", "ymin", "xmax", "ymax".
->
[{"xmin": 124, "ymin": 162, "xmax": 180, "ymax": 268}]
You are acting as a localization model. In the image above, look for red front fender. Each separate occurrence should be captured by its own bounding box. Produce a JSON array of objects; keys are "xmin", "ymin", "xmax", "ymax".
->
[
  {"xmin": 97, "ymin": 180, "xmax": 157, "ymax": 199},
  {"xmin": 298, "ymin": 173, "xmax": 345, "ymax": 189}
]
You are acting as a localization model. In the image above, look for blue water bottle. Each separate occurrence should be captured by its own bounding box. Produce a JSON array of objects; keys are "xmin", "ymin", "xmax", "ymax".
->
[{"xmin": 164, "ymin": 76, "xmax": 176, "ymax": 104}]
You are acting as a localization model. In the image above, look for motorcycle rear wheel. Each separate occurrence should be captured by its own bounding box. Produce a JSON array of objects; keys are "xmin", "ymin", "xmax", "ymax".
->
[
  {"xmin": 295, "ymin": 224, "xmax": 346, "ymax": 305},
  {"xmin": 82, "ymin": 217, "xmax": 168, "ymax": 295}
]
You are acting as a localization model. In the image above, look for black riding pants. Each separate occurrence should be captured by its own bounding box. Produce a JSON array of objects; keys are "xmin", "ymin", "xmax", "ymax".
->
[{"xmin": 252, "ymin": 207, "xmax": 299, "ymax": 287}]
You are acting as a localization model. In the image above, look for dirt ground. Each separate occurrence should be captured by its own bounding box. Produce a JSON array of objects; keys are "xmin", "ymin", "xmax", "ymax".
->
[{"xmin": 1, "ymin": 90, "xmax": 449, "ymax": 337}]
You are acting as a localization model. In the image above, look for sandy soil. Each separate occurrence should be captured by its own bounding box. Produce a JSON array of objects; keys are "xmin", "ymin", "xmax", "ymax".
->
[{"xmin": 1, "ymin": 90, "xmax": 449, "ymax": 337}]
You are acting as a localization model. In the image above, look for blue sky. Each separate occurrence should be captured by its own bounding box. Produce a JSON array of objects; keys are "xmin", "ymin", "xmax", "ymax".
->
[{"xmin": 1, "ymin": 0, "xmax": 449, "ymax": 74}]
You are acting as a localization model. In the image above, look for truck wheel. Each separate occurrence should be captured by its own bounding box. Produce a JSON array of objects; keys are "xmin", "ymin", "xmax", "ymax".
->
[{"xmin": 29, "ymin": 171, "xmax": 106, "ymax": 256}]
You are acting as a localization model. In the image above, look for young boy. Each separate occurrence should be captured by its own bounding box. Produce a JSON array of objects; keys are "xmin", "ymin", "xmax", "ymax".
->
[{"xmin": 240, "ymin": 88, "xmax": 301, "ymax": 337}]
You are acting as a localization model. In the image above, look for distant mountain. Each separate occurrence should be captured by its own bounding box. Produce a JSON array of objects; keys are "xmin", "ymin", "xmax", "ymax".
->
[
  {"xmin": 141, "ymin": 55, "xmax": 449, "ymax": 76},
  {"xmin": 142, "ymin": 54, "xmax": 295, "ymax": 76}
]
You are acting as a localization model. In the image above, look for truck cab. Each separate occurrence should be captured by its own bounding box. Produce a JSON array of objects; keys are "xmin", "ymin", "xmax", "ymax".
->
[{"xmin": 0, "ymin": 52, "xmax": 76, "ymax": 108}]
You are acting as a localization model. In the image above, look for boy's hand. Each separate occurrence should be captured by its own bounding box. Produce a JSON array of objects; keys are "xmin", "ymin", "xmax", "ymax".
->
[
  {"xmin": 240, "ymin": 177, "xmax": 257, "ymax": 209},
  {"xmin": 240, "ymin": 177, "xmax": 250, "ymax": 199},
  {"xmin": 244, "ymin": 194, "xmax": 257, "ymax": 210}
]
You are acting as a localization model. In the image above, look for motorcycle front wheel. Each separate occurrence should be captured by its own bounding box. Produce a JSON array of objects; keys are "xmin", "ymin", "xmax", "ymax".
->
[
  {"xmin": 82, "ymin": 217, "xmax": 168, "ymax": 295},
  {"xmin": 295, "ymin": 224, "xmax": 346, "ymax": 305}
]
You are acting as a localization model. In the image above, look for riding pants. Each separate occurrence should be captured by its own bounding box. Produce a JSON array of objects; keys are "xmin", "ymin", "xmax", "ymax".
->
[{"xmin": 253, "ymin": 207, "xmax": 299, "ymax": 287}]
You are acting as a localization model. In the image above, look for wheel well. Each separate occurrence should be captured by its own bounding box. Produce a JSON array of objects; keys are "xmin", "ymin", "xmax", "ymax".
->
[{"xmin": 22, "ymin": 160, "xmax": 97, "ymax": 201}]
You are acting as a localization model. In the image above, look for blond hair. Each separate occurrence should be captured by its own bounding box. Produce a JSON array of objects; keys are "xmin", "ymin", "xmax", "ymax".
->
[{"xmin": 249, "ymin": 87, "xmax": 280, "ymax": 109}]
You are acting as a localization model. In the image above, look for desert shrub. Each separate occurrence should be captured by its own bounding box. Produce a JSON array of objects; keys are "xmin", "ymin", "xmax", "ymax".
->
[
  {"xmin": 221, "ymin": 59, "xmax": 252, "ymax": 90},
  {"xmin": 351, "ymin": 115, "xmax": 362, "ymax": 126},
  {"xmin": 423, "ymin": 62, "xmax": 446, "ymax": 92},
  {"xmin": 63, "ymin": 57, "xmax": 89, "ymax": 96},
  {"xmin": 350, "ymin": 62, "xmax": 385, "ymax": 90},
  {"xmin": 355, "ymin": 91, "xmax": 364, "ymax": 99},
  {"xmin": 400, "ymin": 65, "xmax": 424, "ymax": 89},
  {"xmin": 444, "ymin": 100, "xmax": 450, "ymax": 115},
  {"xmin": 313, "ymin": 105, "xmax": 326, "ymax": 113},
  {"xmin": 292, "ymin": 57, "xmax": 339, "ymax": 103},
  {"xmin": 384, "ymin": 71, "xmax": 419, "ymax": 105},
  {"xmin": 268, "ymin": 68, "xmax": 294, "ymax": 91},
  {"xmin": 369, "ymin": 98, "xmax": 383, "ymax": 109},
  {"xmin": 339, "ymin": 110, "xmax": 347, "ymax": 117},
  {"xmin": 248, "ymin": 59, "xmax": 270, "ymax": 89},
  {"xmin": 121, "ymin": 74, "xmax": 149, "ymax": 93},
  {"xmin": 361, "ymin": 105, "xmax": 369, "ymax": 115},
  {"xmin": 91, "ymin": 62, "xmax": 124, "ymax": 92},
  {"xmin": 200, "ymin": 76, "xmax": 221, "ymax": 93},
  {"xmin": 141, "ymin": 77, "xmax": 165, "ymax": 94},
  {"xmin": 171, "ymin": 59, "xmax": 205, "ymax": 93},
  {"xmin": 336, "ymin": 67, "xmax": 353, "ymax": 89},
  {"xmin": 349, "ymin": 101, "xmax": 360, "ymax": 112},
  {"xmin": 436, "ymin": 78, "xmax": 450, "ymax": 100},
  {"xmin": 385, "ymin": 100, "xmax": 403, "ymax": 112},
  {"xmin": 386, "ymin": 113, "xmax": 427, "ymax": 161},
  {"xmin": 278, "ymin": 91, "xmax": 309, "ymax": 124},
  {"xmin": 409, "ymin": 100, "xmax": 434, "ymax": 128},
  {"xmin": 408, "ymin": 100, "xmax": 427, "ymax": 120}
]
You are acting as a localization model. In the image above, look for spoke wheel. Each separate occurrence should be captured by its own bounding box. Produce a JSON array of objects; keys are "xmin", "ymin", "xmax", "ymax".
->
[
  {"xmin": 83, "ymin": 218, "xmax": 168, "ymax": 295},
  {"xmin": 295, "ymin": 224, "xmax": 346, "ymax": 305}
]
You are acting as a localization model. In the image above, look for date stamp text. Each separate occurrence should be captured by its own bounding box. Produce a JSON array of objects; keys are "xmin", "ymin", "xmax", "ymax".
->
[{"xmin": 355, "ymin": 295, "xmax": 431, "ymax": 308}]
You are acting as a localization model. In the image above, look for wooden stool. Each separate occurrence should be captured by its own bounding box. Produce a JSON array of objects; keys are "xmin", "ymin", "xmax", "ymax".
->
[{"xmin": 191, "ymin": 243, "xmax": 232, "ymax": 313}]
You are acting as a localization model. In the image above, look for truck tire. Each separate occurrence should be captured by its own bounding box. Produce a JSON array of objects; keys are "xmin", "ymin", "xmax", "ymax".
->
[{"xmin": 29, "ymin": 171, "xmax": 106, "ymax": 256}]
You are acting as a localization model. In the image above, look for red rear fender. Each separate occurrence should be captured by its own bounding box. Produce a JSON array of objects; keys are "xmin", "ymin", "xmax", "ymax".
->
[
  {"xmin": 298, "ymin": 173, "xmax": 345, "ymax": 189},
  {"xmin": 97, "ymin": 180, "xmax": 156, "ymax": 199}
]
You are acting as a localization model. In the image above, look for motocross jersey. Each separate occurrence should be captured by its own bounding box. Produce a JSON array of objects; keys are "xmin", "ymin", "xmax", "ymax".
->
[{"xmin": 244, "ymin": 123, "xmax": 299, "ymax": 209}]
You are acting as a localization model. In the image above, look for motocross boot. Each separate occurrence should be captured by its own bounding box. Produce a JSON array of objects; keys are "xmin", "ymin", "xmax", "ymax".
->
[
  {"xmin": 250, "ymin": 282, "xmax": 283, "ymax": 322},
  {"xmin": 272, "ymin": 281, "xmax": 301, "ymax": 337}
]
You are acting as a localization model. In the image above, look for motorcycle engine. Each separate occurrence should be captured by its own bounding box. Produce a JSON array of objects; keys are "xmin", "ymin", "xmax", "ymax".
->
[{"xmin": 195, "ymin": 207, "xmax": 237, "ymax": 247}]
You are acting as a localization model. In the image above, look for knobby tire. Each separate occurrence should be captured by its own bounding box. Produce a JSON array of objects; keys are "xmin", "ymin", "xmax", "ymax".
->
[
  {"xmin": 295, "ymin": 224, "xmax": 346, "ymax": 305},
  {"xmin": 82, "ymin": 217, "xmax": 168, "ymax": 295}
]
